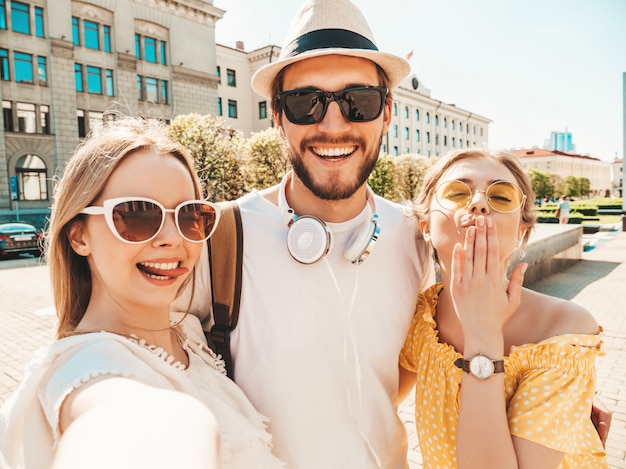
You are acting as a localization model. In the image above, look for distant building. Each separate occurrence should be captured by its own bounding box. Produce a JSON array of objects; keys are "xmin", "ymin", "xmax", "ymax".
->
[
  {"xmin": 510, "ymin": 148, "xmax": 612, "ymax": 197},
  {"xmin": 544, "ymin": 131, "xmax": 576, "ymax": 153},
  {"xmin": 216, "ymin": 44, "xmax": 491, "ymax": 158},
  {"xmin": 0, "ymin": 0, "xmax": 224, "ymax": 227}
]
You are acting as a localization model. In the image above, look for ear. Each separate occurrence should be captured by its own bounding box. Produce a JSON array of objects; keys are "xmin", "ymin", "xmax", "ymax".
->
[
  {"xmin": 381, "ymin": 100, "xmax": 392, "ymax": 134},
  {"xmin": 67, "ymin": 220, "xmax": 91, "ymax": 257},
  {"xmin": 419, "ymin": 219, "xmax": 431, "ymax": 242}
]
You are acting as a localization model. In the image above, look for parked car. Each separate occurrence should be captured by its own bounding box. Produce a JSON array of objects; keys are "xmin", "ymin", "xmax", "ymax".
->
[{"xmin": 0, "ymin": 223, "xmax": 43, "ymax": 258}]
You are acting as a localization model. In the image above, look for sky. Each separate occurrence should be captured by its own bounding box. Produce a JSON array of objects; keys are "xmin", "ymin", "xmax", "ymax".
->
[{"xmin": 213, "ymin": 0, "xmax": 626, "ymax": 163}]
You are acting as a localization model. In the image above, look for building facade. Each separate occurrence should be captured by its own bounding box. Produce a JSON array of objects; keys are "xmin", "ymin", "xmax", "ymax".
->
[
  {"xmin": 0, "ymin": 0, "xmax": 224, "ymax": 227},
  {"xmin": 216, "ymin": 43, "xmax": 490, "ymax": 158},
  {"xmin": 510, "ymin": 148, "xmax": 612, "ymax": 197}
]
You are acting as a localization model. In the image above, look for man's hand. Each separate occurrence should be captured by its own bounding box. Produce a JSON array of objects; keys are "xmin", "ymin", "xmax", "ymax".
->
[{"xmin": 591, "ymin": 395, "xmax": 612, "ymax": 447}]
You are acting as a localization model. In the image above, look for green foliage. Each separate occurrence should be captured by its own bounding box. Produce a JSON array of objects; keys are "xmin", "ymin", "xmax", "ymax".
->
[
  {"xmin": 168, "ymin": 114, "xmax": 246, "ymax": 202},
  {"xmin": 527, "ymin": 169, "xmax": 553, "ymax": 200},
  {"xmin": 392, "ymin": 154, "xmax": 433, "ymax": 202},
  {"xmin": 241, "ymin": 128, "xmax": 290, "ymax": 191},
  {"xmin": 368, "ymin": 155, "xmax": 396, "ymax": 199}
]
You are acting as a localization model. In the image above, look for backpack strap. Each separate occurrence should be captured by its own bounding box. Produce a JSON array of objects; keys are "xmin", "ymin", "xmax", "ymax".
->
[{"xmin": 206, "ymin": 200, "xmax": 243, "ymax": 379}]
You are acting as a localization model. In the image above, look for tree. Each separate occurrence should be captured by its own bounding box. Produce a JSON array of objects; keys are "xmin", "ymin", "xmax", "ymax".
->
[
  {"xmin": 241, "ymin": 128, "xmax": 290, "ymax": 191},
  {"xmin": 579, "ymin": 177, "xmax": 590, "ymax": 198},
  {"xmin": 392, "ymin": 154, "xmax": 432, "ymax": 202},
  {"xmin": 527, "ymin": 169, "xmax": 553, "ymax": 200},
  {"xmin": 368, "ymin": 155, "xmax": 396, "ymax": 200},
  {"xmin": 565, "ymin": 175, "xmax": 580, "ymax": 198},
  {"xmin": 168, "ymin": 114, "xmax": 246, "ymax": 202}
]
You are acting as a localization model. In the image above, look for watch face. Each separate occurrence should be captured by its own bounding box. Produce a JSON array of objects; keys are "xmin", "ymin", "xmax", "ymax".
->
[{"xmin": 469, "ymin": 355, "xmax": 494, "ymax": 379}]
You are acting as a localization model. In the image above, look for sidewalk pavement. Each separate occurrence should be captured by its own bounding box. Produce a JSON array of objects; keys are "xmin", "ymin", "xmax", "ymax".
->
[{"xmin": 1, "ymin": 231, "xmax": 625, "ymax": 468}]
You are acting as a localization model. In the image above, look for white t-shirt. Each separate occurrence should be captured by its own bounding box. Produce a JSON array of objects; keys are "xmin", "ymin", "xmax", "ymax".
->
[{"xmin": 177, "ymin": 189, "xmax": 430, "ymax": 469}]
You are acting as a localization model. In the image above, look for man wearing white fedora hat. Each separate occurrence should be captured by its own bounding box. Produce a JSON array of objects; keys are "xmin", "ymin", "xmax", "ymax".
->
[{"xmin": 178, "ymin": 0, "xmax": 611, "ymax": 467}]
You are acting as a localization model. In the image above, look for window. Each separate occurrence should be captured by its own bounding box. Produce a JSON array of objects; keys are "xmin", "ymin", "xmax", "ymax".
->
[
  {"xmin": 144, "ymin": 37, "xmax": 157, "ymax": 63},
  {"xmin": 404, "ymin": 127, "xmax": 409, "ymax": 139},
  {"xmin": 404, "ymin": 106, "xmax": 409, "ymax": 118},
  {"xmin": 40, "ymin": 104, "xmax": 49, "ymax": 133},
  {"xmin": 415, "ymin": 129, "xmax": 420, "ymax": 142},
  {"xmin": 435, "ymin": 115, "xmax": 439, "ymax": 126},
  {"xmin": 160, "ymin": 40, "xmax": 167, "ymax": 65},
  {"xmin": 426, "ymin": 131, "xmax": 430, "ymax": 144},
  {"xmin": 451, "ymin": 120, "xmax": 455, "ymax": 130},
  {"xmin": 34, "ymin": 7, "xmax": 43, "ymax": 37},
  {"xmin": 16, "ymin": 102, "xmax": 35, "ymax": 132},
  {"xmin": 443, "ymin": 135, "xmax": 447, "ymax": 146},
  {"xmin": 77, "ymin": 109, "xmax": 86, "ymax": 137},
  {"xmin": 415, "ymin": 109, "xmax": 419, "ymax": 121},
  {"xmin": 2, "ymin": 100, "xmax": 12, "ymax": 131},
  {"xmin": 393, "ymin": 146, "xmax": 398, "ymax": 156},
  {"xmin": 72, "ymin": 17, "xmax": 80, "ymax": 46},
  {"xmin": 459, "ymin": 123, "xmax": 463, "ymax": 132},
  {"xmin": 86, "ymin": 66, "xmax": 102, "ymax": 93},
  {"xmin": 145, "ymin": 77, "xmax": 158, "ymax": 102},
  {"xmin": 426, "ymin": 112, "xmax": 430, "ymax": 124},
  {"xmin": 105, "ymin": 69, "xmax": 113, "ymax": 96},
  {"xmin": 459, "ymin": 140, "xmax": 463, "ymax": 148},
  {"xmin": 259, "ymin": 101, "xmax": 267, "ymax": 120},
  {"xmin": 37, "ymin": 56, "xmax": 46, "ymax": 85},
  {"xmin": 137, "ymin": 75, "xmax": 167, "ymax": 103},
  {"xmin": 74, "ymin": 63, "xmax": 83, "ymax": 92},
  {"xmin": 0, "ymin": 0, "xmax": 6, "ymax": 30},
  {"xmin": 451, "ymin": 137, "xmax": 455, "ymax": 148},
  {"xmin": 392, "ymin": 103, "xmax": 397, "ymax": 116},
  {"xmin": 16, "ymin": 154, "xmax": 47, "ymax": 200},
  {"xmin": 135, "ymin": 34, "xmax": 166, "ymax": 64},
  {"xmin": 84, "ymin": 21, "xmax": 99, "ymax": 50},
  {"xmin": 392, "ymin": 124, "xmax": 398, "ymax": 138},
  {"xmin": 161, "ymin": 80, "xmax": 168, "ymax": 104},
  {"xmin": 134, "ymin": 33, "xmax": 141, "ymax": 59},
  {"xmin": 11, "ymin": 1, "xmax": 29, "ymax": 35},
  {"xmin": 226, "ymin": 69, "xmax": 236, "ymax": 87},
  {"xmin": 0, "ymin": 48, "xmax": 9, "ymax": 80},
  {"xmin": 435, "ymin": 134, "xmax": 439, "ymax": 145},
  {"xmin": 103, "ymin": 25, "xmax": 111, "ymax": 52},
  {"xmin": 217, "ymin": 97, "xmax": 222, "ymax": 116},
  {"xmin": 227, "ymin": 99, "xmax": 237, "ymax": 118},
  {"xmin": 216, "ymin": 66, "xmax": 221, "ymax": 83},
  {"xmin": 14, "ymin": 51, "xmax": 33, "ymax": 83},
  {"xmin": 88, "ymin": 111, "xmax": 104, "ymax": 136}
]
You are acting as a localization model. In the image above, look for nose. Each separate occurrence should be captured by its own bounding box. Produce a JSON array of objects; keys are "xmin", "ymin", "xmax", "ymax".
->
[
  {"xmin": 153, "ymin": 212, "xmax": 181, "ymax": 246},
  {"xmin": 466, "ymin": 190, "xmax": 490, "ymax": 214},
  {"xmin": 317, "ymin": 100, "xmax": 351, "ymax": 133}
]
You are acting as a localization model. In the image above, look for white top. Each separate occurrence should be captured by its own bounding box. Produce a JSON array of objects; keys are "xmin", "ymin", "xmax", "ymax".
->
[
  {"xmin": 0, "ymin": 314, "xmax": 284, "ymax": 469},
  {"xmin": 176, "ymin": 189, "xmax": 430, "ymax": 468}
]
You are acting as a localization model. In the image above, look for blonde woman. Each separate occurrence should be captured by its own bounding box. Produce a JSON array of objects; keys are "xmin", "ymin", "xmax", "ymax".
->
[
  {"xmin": 400, "ymin": 149, "xmax": 607, "ymax": 468},
  {"xmin": 0, "ymin": 118, "xmax": 283, "ymax": 469}
]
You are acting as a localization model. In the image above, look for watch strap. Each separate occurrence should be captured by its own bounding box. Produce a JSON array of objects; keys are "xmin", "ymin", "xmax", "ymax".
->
[{"xmin": 453, "ymin": 357, "xmax": 505, "ymax": 373}]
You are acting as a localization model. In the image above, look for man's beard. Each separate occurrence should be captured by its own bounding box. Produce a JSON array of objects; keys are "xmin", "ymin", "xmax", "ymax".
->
[{"xmin": 288, "ymin": 133, "xmax": 383, "ymax": 201}]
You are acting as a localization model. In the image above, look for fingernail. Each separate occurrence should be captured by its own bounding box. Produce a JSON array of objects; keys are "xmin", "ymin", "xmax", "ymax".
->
[
  {"xmin": 486, "ymin": 217, "xmax": 493, "ymax": 228},
  {"xmin": 477, "ymin": 216, "xmax": 485, "ymax": 227}
]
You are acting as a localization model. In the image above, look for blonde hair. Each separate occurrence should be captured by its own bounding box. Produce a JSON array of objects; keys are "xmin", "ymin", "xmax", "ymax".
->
[
  {"xmin": 47, "ymin": 117, "xmax": 202, "ymax": 339},
  {"xmin": 414, "ymin": 148, "xmax": 537, "ymax": 247}
]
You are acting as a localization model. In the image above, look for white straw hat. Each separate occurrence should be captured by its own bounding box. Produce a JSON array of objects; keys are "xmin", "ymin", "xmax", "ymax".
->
[{"xmin": 251, "ymin": 0, "xmax": 411, "ymax": 99}]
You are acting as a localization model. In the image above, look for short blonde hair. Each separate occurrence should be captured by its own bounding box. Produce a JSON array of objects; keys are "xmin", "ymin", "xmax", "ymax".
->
[{"xmin": 47, "ymin": 117, "xmax": 201, "ymax": 338}]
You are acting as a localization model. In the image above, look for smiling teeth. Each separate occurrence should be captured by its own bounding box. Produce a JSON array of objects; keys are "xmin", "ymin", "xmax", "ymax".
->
[
  {"xmin": 140, "ymin": 261, "xmax": 179, "ymax": 270},
  {"xmin": 314, "ymin": 147, "xmax": 355, "ymax": 157}
]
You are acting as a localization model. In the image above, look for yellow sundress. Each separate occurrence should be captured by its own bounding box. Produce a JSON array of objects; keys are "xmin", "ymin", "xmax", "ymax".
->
[{"xmin": 399, "ymin": 283, "xmax": 607, "ymax": 469}]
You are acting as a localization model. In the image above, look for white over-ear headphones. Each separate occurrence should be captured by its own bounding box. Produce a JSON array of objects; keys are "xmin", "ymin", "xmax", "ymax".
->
[{"xmin": 278, "ymin": 172, "xmax": 380, "ymax": 265}]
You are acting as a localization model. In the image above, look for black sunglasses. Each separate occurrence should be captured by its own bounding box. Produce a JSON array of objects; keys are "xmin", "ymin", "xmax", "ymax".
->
[{"xmin": 278, "ymin": 86, "xmax": 388, "ymax": 125}]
